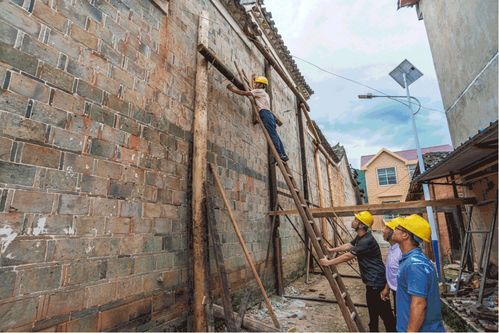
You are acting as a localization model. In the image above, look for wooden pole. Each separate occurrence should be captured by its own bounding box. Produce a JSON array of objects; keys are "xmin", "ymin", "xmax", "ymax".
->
[
  {"xmin": 212, "ymin": 305, "xmax": 279, "ymax": 332},
  {"xmin": 191, "ymin": 10, "xmax": 209, "ymax": 332},
  {"xmin": 314, "ymin": 148, "xmax": 328, "ymax": 243},
  {"xmin": 209, "ymin": 163, "xmax": 281, "ymax": 329},
  {"xmin": 326, "ymin": 162, "xmax": 339, "ymax": 245}
]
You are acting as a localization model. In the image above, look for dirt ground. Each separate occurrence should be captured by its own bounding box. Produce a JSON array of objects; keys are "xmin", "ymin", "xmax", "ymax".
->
[{"xmin": 245, "ymin": 264, "xmax": 394, "ymax": 332}]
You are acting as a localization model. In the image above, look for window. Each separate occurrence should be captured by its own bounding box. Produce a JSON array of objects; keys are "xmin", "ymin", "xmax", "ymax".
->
[
  {"xmin": 408, "ymin": 164, "xmax": 417, "ymax": 178},
  {"xmin": 377, "ymin": 167, "xmax": 397, "ymax": 186},
  {"xmin": 382, "ymin": 200, "xmax": 400, "ymax": 221}
]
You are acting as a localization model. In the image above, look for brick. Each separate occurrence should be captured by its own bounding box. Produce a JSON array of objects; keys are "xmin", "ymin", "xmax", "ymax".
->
[
  {"xmin": 47, "ymin": 30, "xmax": 81, "ymax": 59},
  {"xmin": 46, "ymin": 288, "xmax": 85, "ymax": 317},
  {"xmin": 0, "ymin": 89, "xmax": 29, "ymax": 117},
  {"xmin": 67, "ymin": 114, "xmax": 100, "ymax": 137},
  {"xmin": 63, "ymin": 153, "xmax": 93, "ymax": 175},
  {"xmin": 31, "ymin": 214, "xmax": 73, "ymax": 236},
  {"xmin": 64, "ymin": 260, "xmax": 105, "ymax": 286},
  {"xmin": 107, "ymin": 180, "xmax": 133, "ymax": 199},
  {"xmin": 39, "ymin": 168, "xmax": 78, "ymax": 191},
  {"xmin": 104, "ymin": 94, "xmax": 129, "ymax": 115},
  {"xmin": 74, "ymin": 216, "xmax": 104, "ymax": 235},
  {"xmin": 21, "ymin": 143, "xmax": 61, "ymax": 168},
  {"xmin": 50, "ymin": 127, "xmax": 85, "ymax": 152},
  {"xmin": 51, "ymin": 90, "xmax": 84, "ymax": 115},
  {"xmin": 88, "ymin": 104, "xmax": 114, "ymax": 127},
  {"xmin": 59, "ymin": 194, "xmax": 89, "ymax": 215},
  {"xmin": 117, "ymin": 275, "xmax": 143, "ymax": 299},
  {"xmin": 100, "ymin": 42, "xmax": 122, "ymax": 67},
  {"xmin": 106, "ymin": 217, "xmax": 130, "ymax": 234},
  {"xmin": 95, "ymin": 73, "xmax": 121, "ymax": 95},
  {"xmin": 1, "ymin": 239, "xmax": 47, "ymax": 265},
  {"xmin": 0, "ymin": 2, "xmax": 41, "ymax": 37},
  {"xmin": 8, "ymin": 72, "xmax": 50, "ymax": 102},
  {"xmin": 0, "ymin": 137, "xmax": 12, "ymax": 161},
  {"xmin": 119, "ymin": 200, "xmax": 141, "ymax": 218},
  {"xmin": 80, "ymin": 175, "xmax": 108, "ymax": 195},
  {"xmin": 38, "ymin": 64, "xmax": 74, "ymax": 92},
  {"xmin": 65, "ymin": 313, "xmax": 98, "ymax": 332},
  {"xmin": 89, "ymin": 138, "xmax": 116, "ymax": 159},
  {"xmin": 91, "ymin": 197, "xmax": 118, "ymax": 216},
  {"xmin": 31, "ymin": 101, "xmax": 68, "ymax": 128},
  {"xmin": 0, "ymin": 268, "xmax": 16, "ymax": 299},
  {"xmin": 106, "ymin": 256, "xmax": 133, "ymax": 277},
  {"xmin": 99, "ymin": 303, "xmax": 129, "ymax": 331},
  {"xmin": 0, "ymin": 297, "xmax": 37, "ymax": 331},
  {"xmin": 133, "ymin": 218, "xmax": 151, "ymax": 234},
  {"xmin": 76, "ymin": 80, "xmax": 104, "ymax": 103},
  {"xmin": 88, "ymin": 237, "xmax": 120, "ymax": 257},
  {"xmin": 117, "ymin": 116, "xmax": 140, "ymax": 136},
  {"xmin": 85, "ymin": 282, "xmax": 116, "ymax": 308},
  {"xmin": 70, "ymin": 23, "xmax": 98, "ymax": 50},
  {"xmin": 18, "ymin": 265, "xmax": 61, "ymax": 294},
  {"xmin": 0, "ymin": 21, "xmax": 18, "ymax": 46},
  {"xmin": 49, "ymin": 238, "xmax": 87, "ymax": 261},
  {"xmin": 111, "ymin": 65, "xmax": 134, "ymax": 89},
  {"xmin": 87, "ymin": 19, "xmax": 113, "ymax": 45},
  {"xmin": 100, "ymin": 125, "xmax": 127, "ymax": 146},
  {"xmin": 154, "ymin": 252, "xmax": 174, "ymax": 270},
  {"xmin": 104, "ymin": 16, "xmax": 126, "ymax": 41},
  {"xmin": 32, "ymin": 0, "xmax": 68, "ymax": 32},
  {"xmin": 94, "ymin": 159, "xmax": 122, "ymax": 179},
  {"xmin": 21, "ymin": 35, "xmax": 59, "ymax": 68},
  {"xmin": 134, "ymin": 254, "xmax": 154, "ymax": 274},
  {"xmin": 0, "ymin": 111, "xmax": 47, "ymax": 143},
  {"xmin": 117, "ymin": 146, "xmax": 138, "ymax": 164},
  {"xmin": 0, "ymin": 160, "xmax": 36, "ymax": 186}
]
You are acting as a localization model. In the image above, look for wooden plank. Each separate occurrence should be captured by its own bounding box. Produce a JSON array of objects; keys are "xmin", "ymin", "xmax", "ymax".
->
[
  {"xmin": 209, "ymin": 163, "xmax": 281, "ymax": 329},
  {"xmin": 268, "ymin": 197, "xmax": 478, "ymax": 217},
  {"xmin": 205, "ymin": 187, "xmax": 237, "ymax": 332},
  {"xmin": 197, "ymin": 43, "xmax": 245, "ymax": 91},
  {"xmin": 212, "ymin": 305, "xmax": 279, "ymax": 332},
  {"xmin": 192, "ymin": 11, "xmax": 210, "ymax": 332},
  {"xmin": 284, "ymin": 295, "xmax": 368, "ymax": 308}
]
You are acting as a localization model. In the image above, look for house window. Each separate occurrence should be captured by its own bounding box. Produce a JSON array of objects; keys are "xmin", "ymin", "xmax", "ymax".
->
[
  {"xmin": 408, "ymin": 164, "xmax": 417, "ymax": 178},
  {"xmin": 377, "ymin": 167, "xmax": 397, "ymax": 186}
]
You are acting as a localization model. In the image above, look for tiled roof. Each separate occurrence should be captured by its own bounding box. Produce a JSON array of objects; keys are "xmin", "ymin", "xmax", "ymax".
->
[{"xmin": 360, "ymin": 144, "xmax": 453, "ymax": 168}]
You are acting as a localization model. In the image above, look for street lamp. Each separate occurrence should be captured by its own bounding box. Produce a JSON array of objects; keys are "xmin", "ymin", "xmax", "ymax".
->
[{"xmin": 358, "ymin": 59, "xmax": 443, "ymax": 279}]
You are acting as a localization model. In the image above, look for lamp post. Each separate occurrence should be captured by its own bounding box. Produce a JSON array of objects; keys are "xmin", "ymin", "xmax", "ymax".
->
[{"xmin": 358, "ymin": 59, "xmax": 443, "ymax": 279}]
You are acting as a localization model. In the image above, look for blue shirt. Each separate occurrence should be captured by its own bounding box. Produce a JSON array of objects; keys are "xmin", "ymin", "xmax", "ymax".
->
[{"xmin": 396, "ymin": 247, "xmax": 445, "ymax": 332}]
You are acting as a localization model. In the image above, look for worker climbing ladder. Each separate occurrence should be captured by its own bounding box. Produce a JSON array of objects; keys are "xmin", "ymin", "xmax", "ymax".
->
[{"xmin": 234, "ymin": 67, "xmax": 365, "ymax": 332}]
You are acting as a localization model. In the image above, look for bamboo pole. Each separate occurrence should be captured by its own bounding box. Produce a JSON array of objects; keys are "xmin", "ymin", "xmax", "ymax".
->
[
  {"xmin": 209, "ymin": 163, "xmax": 281, "ymax": 329},
  {"xmin": 191, "ymin": 10, "xmax": 209, "ymax": 331}
]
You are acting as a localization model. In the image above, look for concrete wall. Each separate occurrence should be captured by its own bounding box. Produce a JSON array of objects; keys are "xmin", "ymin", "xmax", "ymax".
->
[
  {"xmin": 0, "ymin": 0, "xmax": 361, "ymax": 330},
  {"xmin": 419, "ymin": 0, "xmax": 498, "ymax": 147}
]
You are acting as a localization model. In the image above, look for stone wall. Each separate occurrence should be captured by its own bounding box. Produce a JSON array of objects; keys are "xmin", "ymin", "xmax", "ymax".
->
[{"xmin": 0, "ymin": 0, "xmax": 360, "ymax": 330}]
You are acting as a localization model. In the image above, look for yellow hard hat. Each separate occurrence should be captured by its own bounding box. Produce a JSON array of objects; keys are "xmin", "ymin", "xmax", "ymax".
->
[
  {"xmin": 398, "ymin": 214, "xmax": 431, "ymax": 242},
  {"xmin": 384, "ymin": 217, "xmax": 403, "ymax": 231},
  {"xmin": 254, "ymin": 76, "xmax": 268, "ymax": 85},
  {"xmin": 354, "ymin": 211, "xmax": 373, "ymax": 228}
]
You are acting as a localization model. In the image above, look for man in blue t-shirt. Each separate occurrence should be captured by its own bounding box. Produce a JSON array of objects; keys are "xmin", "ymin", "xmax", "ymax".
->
[{"xmin": 392, "ymin": 214, "xmax": 445, "ymax": 332}]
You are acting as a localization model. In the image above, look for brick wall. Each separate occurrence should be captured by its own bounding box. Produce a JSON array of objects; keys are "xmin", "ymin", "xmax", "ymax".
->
[{"xmin": 0, "ymin": 0, "xmax": 360, "ymax": 330}]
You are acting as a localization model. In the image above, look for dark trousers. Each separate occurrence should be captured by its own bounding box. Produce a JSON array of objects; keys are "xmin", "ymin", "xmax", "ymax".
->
[
  {"xmin": 259, "ymin": 109, "xmax": 287, "ymax": 158},
  {"xmin": 365, "ymin": 285, "xmax": 396, "ymax": 332},
  {"xmin": 392, "ymin": 290, "xmax": 397, "ymax": 317}
]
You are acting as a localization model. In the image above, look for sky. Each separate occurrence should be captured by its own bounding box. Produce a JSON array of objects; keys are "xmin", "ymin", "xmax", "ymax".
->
[{"xmin": 263, "ymin": 0, "xmax": 452, "ymax": 168}]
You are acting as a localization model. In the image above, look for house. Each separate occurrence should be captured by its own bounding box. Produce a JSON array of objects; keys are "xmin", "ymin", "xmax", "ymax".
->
[{"xmin": 360, "ymin": 145, "xmax": 452, "ymax": 239}]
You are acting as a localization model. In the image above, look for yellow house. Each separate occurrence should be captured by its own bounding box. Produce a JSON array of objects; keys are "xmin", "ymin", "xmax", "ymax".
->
[{"xmin": 360, "ymin": 145, "xmax": 452, "ymax": 233}]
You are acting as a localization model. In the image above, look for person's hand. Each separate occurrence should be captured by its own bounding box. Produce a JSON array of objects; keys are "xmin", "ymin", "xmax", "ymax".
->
[
  {"xmin": 226, "ymin": 83, "xmax": 233, "ymax": 90},
  {"xmin": 380, "ymin": 288, "xmax": 390, "ymax": 301},
  {"xmin": 326, "ymin": 245, "xmax": 334, "ymax": 253},
  {"xmin": 319, "ymin": 257, "xmax": 331, "ymax": 266}
]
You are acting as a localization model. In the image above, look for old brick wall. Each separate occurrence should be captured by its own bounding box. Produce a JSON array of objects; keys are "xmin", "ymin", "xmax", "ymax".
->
[{"xmin": 0, "ymin": 0, "xmax": 360, "ymax": 331}]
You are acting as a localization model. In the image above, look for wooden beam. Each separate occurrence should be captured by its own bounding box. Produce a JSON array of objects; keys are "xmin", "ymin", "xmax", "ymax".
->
[
  {"xmin": 268, "ymin": 198, "xmax": 478, "ymax": 217},
  {"xmin": 284, "ymin": 295, "xmax": 368, "ymax": 308},
  {"xmin": 314, "ymin": 148, "xmax": 328, "ymax": 242},
  {"xmin": 209, "ymin": 163, "xmax": 281, "ymax": 329},
  {"xmin": 192, "ymin": 11, "xmax": 210, "ymax": 331},
  {"xmin": 205, "ymin": 187, "xmax": 237, "ymax": 332},
  {"xmin": 212, "ymin": 305, "xmax": 279, "ymax": 332}
]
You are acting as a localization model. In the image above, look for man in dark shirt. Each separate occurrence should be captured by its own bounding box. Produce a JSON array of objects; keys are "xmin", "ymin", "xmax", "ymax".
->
[{"xmin": 320, "ymin": 211, "xmax": 396, "ymax": 332}]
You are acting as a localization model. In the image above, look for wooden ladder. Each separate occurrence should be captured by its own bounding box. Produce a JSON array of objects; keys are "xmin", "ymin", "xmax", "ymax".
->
[{"xmin": 233, "ymin": 67, "xmax": 365, "ymax": 332}]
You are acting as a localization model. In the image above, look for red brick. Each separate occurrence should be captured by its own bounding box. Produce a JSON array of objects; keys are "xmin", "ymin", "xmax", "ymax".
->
[
  {"xmin": 70, "ymin": 23, "xmax": 98, "ymax": 50},
  {"xmin": 98, "ymin": 303, "xmax": 129, "ymax": 331},
  {"xmin": 46, "ymin": 289, "xmax": 84, "ymax": 317},
  {"xmin": 65, "ymin": 313, "xmax": 98, "ymax": 332},
  {"xmin": 8, "ymin": 72, "xmax": 50, "ymax": 102},
  {"xmin": 50, "ymin": 89, "xmax": 85, "ymax": 115},
  {"xmin": 30, "ymin": 101, "xmax": 69, "ymax": 128},
  {"xmin": 38, "ymin": 63, "xmax": 74, "ymax": 92},
  {"xmin": 21, "ymin": 143, "xmax": 61, "ymax": 168},
  {"xmin": 32, "ymin": 0, "xmax": 68, "ymax": 32},
  {"xmin": 11, "ymin": 190, "xmax": 55, "ymax": 213}
]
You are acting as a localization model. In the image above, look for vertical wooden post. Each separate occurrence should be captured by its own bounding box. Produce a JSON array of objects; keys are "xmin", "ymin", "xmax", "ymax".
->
[
  {"xmin": 314, "ymin": 148, "xmax": 328, "ymax": 243},
  {"xmin": 264, "ymin": 61, "xmax": 284, "ymax": 295},
  {"xmin": 192, "ymin": 10, "xmax": 209, "ymax": 332},
  {"xmin": 326, "ymin": 162, "xmax": 338, "ymax": 245}
]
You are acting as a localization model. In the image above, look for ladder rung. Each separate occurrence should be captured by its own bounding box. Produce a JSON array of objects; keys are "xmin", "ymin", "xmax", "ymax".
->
[
  {"xmin": 468, "ymin": 230, "xmax": 489, "ymax": 233},
  {"xmin": 332, "ymin": 273, "xmax": 338, "ymax": 279},
  {"xmin": 301, "ymin": 203, "xmax": 307, "ymax": 207},
  {"xmin": 350, "ymin": 311, "xmax": 356, "ymax": 320},
  {"xmin": 341, "ymin": 292, "xmax": 346, "ymax": 299},
  {"xmin": 316, "ymin": 237, "xmax": 322, "ymax": 241},
  {"xmin": 293, "ymin": 187, "xmax": 300, "ymax": 192},
  {"xmin": 308, "ymin": 220, "xmax": 314, "ymax": 224}
]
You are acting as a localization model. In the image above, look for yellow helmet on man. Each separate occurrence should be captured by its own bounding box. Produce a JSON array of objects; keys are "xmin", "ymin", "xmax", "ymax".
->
[
  {"xmin": 254, "ymin": 76, "xmax": 268, "ymax": 85},
  {"xmin": 384, "ymin": 217, "xmax": 403, "ymax": 231},
  {"xmin": 354, "ymin": 211, "xmax": 373, "ymax": 228},
  {"xmin": 398, "ymin": 214, "xmax": 431, "ymax": 242}
]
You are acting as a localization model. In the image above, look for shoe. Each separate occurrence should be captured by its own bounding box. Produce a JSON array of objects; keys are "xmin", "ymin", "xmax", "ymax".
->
[{"xmin": 280, "ymin": 155, "xmax": 289, "ymax": 162}]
